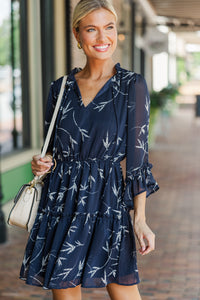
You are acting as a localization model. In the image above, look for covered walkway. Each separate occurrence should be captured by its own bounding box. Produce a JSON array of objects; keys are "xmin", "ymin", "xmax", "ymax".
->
[{"xmin": 1, "ymin": 104, "xmax": 200, "ymax": 299}]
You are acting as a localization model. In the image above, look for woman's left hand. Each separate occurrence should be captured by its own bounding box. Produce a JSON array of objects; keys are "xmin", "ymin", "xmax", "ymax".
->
[{"xmin": 134, "ymin": 219, "xmax": 155, "ymax": 255}]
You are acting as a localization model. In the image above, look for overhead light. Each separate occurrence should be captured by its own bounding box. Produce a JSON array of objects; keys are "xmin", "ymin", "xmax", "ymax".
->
[{"xmin": 157, "ymin": 25, "xmax": 169, "ymax": 34}]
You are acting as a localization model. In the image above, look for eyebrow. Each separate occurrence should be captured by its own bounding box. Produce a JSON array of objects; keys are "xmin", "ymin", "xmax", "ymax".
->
[{"xmin": 83, "ymin": 22, "xmax": 115, "ymax": 29}]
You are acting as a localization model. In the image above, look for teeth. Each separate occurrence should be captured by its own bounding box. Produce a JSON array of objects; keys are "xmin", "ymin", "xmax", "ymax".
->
[{"xmin": 94, "ymin": 45, "xmax": 109, "ymax": 49}]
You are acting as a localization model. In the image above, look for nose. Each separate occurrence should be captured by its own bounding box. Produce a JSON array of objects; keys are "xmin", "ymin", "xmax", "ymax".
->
[{"xmin": 96, "ymin": 29, "xmax": 106, "ymax": 42}]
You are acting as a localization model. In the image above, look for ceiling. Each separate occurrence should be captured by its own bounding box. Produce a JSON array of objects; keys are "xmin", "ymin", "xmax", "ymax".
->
[{"xmin": 148, "ymin": 0, "xmax": 200, "ymax": 31}]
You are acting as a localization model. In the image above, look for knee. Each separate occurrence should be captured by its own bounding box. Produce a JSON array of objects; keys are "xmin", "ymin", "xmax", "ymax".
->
[
  {"xmin": 52, "ymin": 285, "xmax": 81, "ymax": 300},
  {"xmin": 106, "ymin": 283, "xmax": 141, "ymax": 300}
]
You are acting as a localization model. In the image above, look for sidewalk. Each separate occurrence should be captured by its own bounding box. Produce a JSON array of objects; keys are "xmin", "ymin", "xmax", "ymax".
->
[{"xmin": 1, "ymin": 105, "xmax": 200, "ymax": 300}]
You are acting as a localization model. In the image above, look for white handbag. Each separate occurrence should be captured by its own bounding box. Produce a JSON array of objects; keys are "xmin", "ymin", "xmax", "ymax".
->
[{"xmin": 7, "ymin": 76, "xmax": 67, "ymax": 232}]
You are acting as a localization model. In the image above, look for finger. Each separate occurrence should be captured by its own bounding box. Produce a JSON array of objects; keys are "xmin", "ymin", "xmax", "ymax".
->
[
  {"xmin": 33, "ymin": 169, "xmax": 51, "ymax": 176},
  {"xmin": 138, "ymin": 236, "xmax": 146, "ymax": 254},
  {"xmin": 40, "ymin": 157, "xmax": 53, "ymax": 163},
  {"xmin": 32, "ymin": 154, "xmax": 41, "ymax": 162},
  {"xmin": 142, "ymin": 234, "xmax": 155, "ymax": 255}
]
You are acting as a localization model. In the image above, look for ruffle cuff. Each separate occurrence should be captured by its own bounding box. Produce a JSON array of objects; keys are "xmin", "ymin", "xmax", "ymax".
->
[{"xmin": 123, "ymin": 163, "xmax": 159, "ymax": 210}]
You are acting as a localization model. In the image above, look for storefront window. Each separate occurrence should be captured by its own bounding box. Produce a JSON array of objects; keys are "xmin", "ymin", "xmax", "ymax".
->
[{"xmin": 0, "ymin": 0, "xmax": 22, "ymax": 155}]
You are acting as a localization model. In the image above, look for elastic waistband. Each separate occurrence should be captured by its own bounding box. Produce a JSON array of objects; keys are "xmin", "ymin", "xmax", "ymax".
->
[{"xmin": 55, "ymin": 156, "xmax": 123, "ymax": 164}]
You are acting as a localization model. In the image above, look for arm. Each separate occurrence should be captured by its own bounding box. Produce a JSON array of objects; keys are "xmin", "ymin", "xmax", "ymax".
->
[
  {"xmin": 31, "ymin": 81, "xmax": 56, "ymax": 176},
  {"xmin": 123, "ymin": 73, "xmax": 158, "ymax": 255},
  {"xmin": 133, "ymin": 191, "xmax": 155, "ymax": 255}
]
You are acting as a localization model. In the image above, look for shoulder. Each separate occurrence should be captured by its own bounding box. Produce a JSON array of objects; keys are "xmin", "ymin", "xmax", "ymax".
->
[
  {"xmin": 117, "ymin": 64, "xmax": 146, "ymax": 87},
  {"xmin": 50, "ymin": 67, "xmax": 80, "ymax": 95}
]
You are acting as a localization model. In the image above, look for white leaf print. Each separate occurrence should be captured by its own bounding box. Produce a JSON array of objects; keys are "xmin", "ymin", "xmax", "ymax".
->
[
  {"xmin": 101, "ymin": 270, "xmax": 107, "ymax": 285},
  {"xmin": 104, "ymin": 154, "xmax": 112, "ymax": 160},
  {"xmin": 48, "ymin": 192, "xmax": 57, "ymax": 202},
  {"xmin": 56, "ymin": 256, "xmax": 67, "ymax": 267},
  {"xmin": 58, "ymin": 127, "xmax": 78, "ymax": 150},
  {"xmin": 103, "ymin": 131, "xmax": 111, "ymax": 151},
  {"xmin": 84, "ymin": 213, "xmax": 91, "ymax": 225},
  {"xmin": 112, "ymin": 183, "xmax": 120, "ymax": 197},
  {"xmin": 61, "ymin": 240, "xmax": 84, "ymax": 254},
  {"xmin": 78, "ymin": 196, "xmax": 87, "ymax": 206},
  {"xmin": 93, "ymin": 98, "xmax": 113, "ymax": 112},
  {"xmin": 67, "ymin": 225, "xmax": 78, "ymax": 237},
  {"xmin": 108, "ymin": 269, "xmax": 117, "ymax": 277},
  {"xmin": 116, "ymin": 136, "xmax": 122, "ymax": 145},
  {"xmin": 70, "ymin": 136, "xmax": 78, "ymax": 150},
  {"xmin": 68, "ymin": 176, "xmax": 78, "ymax": 196},
  {"xmin": 145, "ymin": 95, "xmax": 149, "ymax": 114},
  {"xmin": 80, "ymin": 182, "xmax": 88, "ymax": 191},
  {"xmin": 88, "ymin": 174, "xmax": 95, "ymax": 188},
  {"xmin": 76, "ymin": 259, "xmax": 85, "ymax": 277},
  {"xmin": 88, "ymin": 266, "xmax": 100, "ymax": 277},
  {"xmin": 61, "ymin": 100, "xmax": 73, "ymax": 121},
  {"xmin": 102, "ymin": 241, "xmax": 110, "ymax": 253},
  {"xmin": 58, "ymin": 268, "xmax": 73, "ymax": 279},
  {"xmin": 112, "ymin": 209, "xmax": 122, "ymax": 220},
  {"xmin": 73, "ymin": 112, "xmax": 90, "ymax": 142},
  {"xmin": 98, "ymin": 168, "xmax": 104, "ymax": 179}
]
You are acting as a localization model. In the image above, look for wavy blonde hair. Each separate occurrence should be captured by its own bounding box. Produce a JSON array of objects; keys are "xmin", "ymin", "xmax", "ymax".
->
[{"xmin": 72, "ymin": 0, "xmax": 118, "ymax": 32}]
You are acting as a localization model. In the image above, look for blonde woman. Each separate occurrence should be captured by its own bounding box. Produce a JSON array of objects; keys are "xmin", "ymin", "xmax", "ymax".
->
[{"xmin": 20, "ymin": 1, "xmax": 159, "ymax": 299}]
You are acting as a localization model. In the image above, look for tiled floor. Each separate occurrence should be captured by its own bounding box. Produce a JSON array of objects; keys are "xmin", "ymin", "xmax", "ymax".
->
[{"xmin": 1, "ymin": 105, "xmax": 200, "ymax": 300}]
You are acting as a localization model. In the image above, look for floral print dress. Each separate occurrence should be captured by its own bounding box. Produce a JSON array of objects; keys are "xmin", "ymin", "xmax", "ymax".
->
[{"xmin": 20, "ymin": 63, "xmax": 159, "ymax": 289}]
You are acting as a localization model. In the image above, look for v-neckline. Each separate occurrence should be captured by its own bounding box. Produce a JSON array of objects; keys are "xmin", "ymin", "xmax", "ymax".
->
[{"xmin": 72, "ymin": 63, "xmax": 119, "ymax": 109}]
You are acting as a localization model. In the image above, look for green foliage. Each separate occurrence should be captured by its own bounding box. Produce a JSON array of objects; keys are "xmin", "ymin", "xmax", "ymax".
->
[
  {"xmin": 0, "ymin": 3, "xmax": 20, "ymax": 67},
  {"xmin": 150, "ymin": 84, "xmax": 179, "ymax": 110},
  {"xmin": 0, "ymin": 18, "xmax": 11, "ymax": 66}
]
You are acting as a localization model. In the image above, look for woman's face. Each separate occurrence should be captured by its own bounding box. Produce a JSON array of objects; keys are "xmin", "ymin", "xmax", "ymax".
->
[{"xmin": 74, "ymin": 8, "xmax": 117, "ymax": 61}]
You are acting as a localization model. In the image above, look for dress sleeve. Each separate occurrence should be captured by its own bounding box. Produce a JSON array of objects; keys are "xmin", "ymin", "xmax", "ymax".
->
[{"xmin": 123, "ymin": 74, "xmax": 159, "ymax": 210}]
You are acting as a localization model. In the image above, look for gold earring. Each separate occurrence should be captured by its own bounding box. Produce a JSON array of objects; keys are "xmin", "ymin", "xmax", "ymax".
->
[{"xmin": 77, "ymin": 42, "xmax": 82, "ymax": 49}]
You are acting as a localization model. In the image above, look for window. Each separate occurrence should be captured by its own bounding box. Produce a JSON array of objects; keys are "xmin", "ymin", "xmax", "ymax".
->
[{"xmin": 0, "ymin": 0, "xmax": 23, "ymax": 155}]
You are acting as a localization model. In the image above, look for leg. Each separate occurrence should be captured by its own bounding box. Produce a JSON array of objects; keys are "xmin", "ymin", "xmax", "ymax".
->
[
  {"xmin": 106, "ymin": 283, "xmax": 142, "ymax": 300},
  {"xmin": 52, "ymin": 285, "xmax": 81, "ymax": 300}
]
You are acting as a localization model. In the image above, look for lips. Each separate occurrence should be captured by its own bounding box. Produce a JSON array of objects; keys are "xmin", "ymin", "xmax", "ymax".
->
[{"xmin": 93, "ymin": 44, "xmax": 110, "ymax": 52}]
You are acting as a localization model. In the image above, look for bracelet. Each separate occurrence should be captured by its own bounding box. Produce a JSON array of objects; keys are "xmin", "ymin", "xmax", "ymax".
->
[
  {"xmin": 46, "ymin": 158, "xmax": 57, "ymax": 174},
  {"xmin": 46, "ymin": 154, "xmax": 53, "ymax": 161}
]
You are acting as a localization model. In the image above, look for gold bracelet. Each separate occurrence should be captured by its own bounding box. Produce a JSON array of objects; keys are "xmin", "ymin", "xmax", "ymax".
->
[
  {"xmin": 52, "ymin": 158, "xmax": 57, "ymax": 171},
  {"xmin": 46, "ymin": 154, "xmax": 53, "ymax": 161},
  {"xmin": 46, "ymin": 158, "xmax": 57, "ymax": 174}
]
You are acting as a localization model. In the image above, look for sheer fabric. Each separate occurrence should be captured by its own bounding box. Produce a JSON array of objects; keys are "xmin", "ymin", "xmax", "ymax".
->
[{"xmin": 20, "ymin": 63, "xmax": 159, "ymax": 289}]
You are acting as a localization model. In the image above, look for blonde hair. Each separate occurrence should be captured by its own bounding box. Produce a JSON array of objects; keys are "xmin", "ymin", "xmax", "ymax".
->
[{"xmin": 72, "ymin": 0, "xmax": 118, "ymax": 32}]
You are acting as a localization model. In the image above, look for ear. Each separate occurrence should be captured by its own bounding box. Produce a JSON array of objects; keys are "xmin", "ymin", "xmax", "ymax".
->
[{"xmin": 73, "ymin": 27, "xmax": 80, "ymax": 43}]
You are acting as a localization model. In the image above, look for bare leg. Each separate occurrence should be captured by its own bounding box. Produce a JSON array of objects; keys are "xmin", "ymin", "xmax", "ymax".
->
[
  {"xmin": 52, "ymin": 285, "xmax": 81, "ymax": 300},
  {"xmin": 106, "ymin": 283, "xmax": 142, "ymax": 300}
]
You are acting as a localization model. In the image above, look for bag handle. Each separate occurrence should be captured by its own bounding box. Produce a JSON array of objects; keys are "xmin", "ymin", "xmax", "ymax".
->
[{"xmin": 41, "ymin": 75, "xmax": 67, "ymax": 158}]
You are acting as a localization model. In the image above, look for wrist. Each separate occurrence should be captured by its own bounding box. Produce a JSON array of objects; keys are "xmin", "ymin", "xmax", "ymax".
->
[{"xmin": 134, "ymin": 212, "xmax": 146, "ymax": 224}]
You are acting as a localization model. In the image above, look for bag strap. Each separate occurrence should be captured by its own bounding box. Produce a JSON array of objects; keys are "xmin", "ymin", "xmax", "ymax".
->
[{"xmin": 41, "ymin": 75, "xmax": 67, "ymax": 158}]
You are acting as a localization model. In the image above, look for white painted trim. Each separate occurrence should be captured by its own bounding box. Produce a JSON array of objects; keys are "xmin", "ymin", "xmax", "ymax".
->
[
  {"xmin": 135, "ymin": 0, "xmax": 157, "ymax": 22},
  {"xmin": 2, "ymin": 149, "xmax": 41, "ymax": 173},
  {"xmin": 54, "ymin": 0, "xmax": 66, "ymax": 79},
  {"xmin": 27, "ymin": 0, "xmax": 44, "ymax": 149}
]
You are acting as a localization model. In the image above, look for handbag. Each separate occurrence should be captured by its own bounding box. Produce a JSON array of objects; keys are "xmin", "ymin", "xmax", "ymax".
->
[{"xmin": 7, "ymin": 75, "xmax": 67, "ymax": 232}]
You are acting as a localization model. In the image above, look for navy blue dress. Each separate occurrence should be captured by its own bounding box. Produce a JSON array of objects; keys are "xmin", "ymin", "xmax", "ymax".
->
[{"xmin": 20, "ymin": 63, "xmax": 159, "ymax": 289}]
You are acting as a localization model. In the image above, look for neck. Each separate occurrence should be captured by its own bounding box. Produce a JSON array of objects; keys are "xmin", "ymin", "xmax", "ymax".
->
[{"xmin": 82, "ymin": 58, "xmax": 116, "ymax": 80}]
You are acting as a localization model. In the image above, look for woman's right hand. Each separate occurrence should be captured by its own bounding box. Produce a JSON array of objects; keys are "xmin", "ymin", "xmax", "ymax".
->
[{"xmin": 31, "ymin": 154, "xmax": 54, "ymax": 176}]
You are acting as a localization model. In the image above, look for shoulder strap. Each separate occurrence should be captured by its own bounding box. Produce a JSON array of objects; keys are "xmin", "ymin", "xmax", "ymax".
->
[{"xmin": 41, "ymin": 75, "xmax": 67, "ymax": 158}]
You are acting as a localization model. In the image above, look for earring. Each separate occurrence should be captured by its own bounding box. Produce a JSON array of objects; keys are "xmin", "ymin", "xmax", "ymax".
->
[{"xmin": 77, "ymin": 42, "xmax": 82, "ymax": 49}]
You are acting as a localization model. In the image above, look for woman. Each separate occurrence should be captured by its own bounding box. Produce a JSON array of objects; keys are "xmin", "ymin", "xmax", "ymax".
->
[{"xmin": 20, "ymin": 1, "xmax": 159, "ymax": 299}]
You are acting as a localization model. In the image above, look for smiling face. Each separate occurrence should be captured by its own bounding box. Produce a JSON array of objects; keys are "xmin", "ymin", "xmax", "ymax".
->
[{"xmin": 73, "ymin": 8, "xmax": 117, "ymax": 61}]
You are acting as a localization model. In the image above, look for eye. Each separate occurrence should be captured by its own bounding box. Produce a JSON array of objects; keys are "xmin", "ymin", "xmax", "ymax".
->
[
  {"xmin": 106, "ymin": 25, "xmax": 114, "ymax": 30},
  {"xmin": 87, "ymin": 28, "xmax": 95, "ymax": 32}
]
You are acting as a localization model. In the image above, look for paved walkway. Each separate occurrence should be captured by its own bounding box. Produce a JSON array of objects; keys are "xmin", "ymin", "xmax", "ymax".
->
[{"xmin": 1, "ymin": 105, "xmax": 200, "ymax": 300}]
